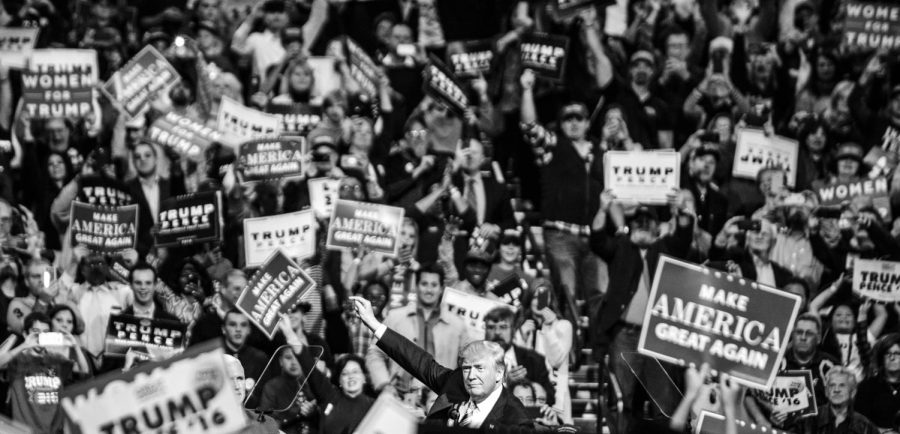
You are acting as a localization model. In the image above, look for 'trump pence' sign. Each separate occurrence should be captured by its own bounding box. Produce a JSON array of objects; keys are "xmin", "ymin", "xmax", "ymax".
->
[
  {"xmin": 603, "ymin": 151, "xmax": 680, "ymax": 204},
  {"xmin": 853, "ymin": 258, "xmax": 900, "ymax": 302}
]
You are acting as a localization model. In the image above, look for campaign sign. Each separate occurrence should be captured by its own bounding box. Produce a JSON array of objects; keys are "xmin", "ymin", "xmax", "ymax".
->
[
  {"xmin": 60, "ymin": 340, "xmax": 248, "ymax": 434},
  {"xmin": 520, "ymin": 33, "xmax": 570, "ymax": 82},
  {"xmin": 442, "ymin": 287, "xmax": 515, "ymax": 340},
  {"xmin": 448, "ymin": 40, "xmax": 494, "ymax": 78},
  {"xmin": 266, "ymin": 103, "xmax": 322, "ymax": 136},
  {"xmin": 217, "ymin": 96, "xmax": 281, "ymax": 140},
  {"xmin": 346, "ymin": 37, "xmax": 381, "ymax": 98},
  {"xmin": 148, "ymin": 111, "xmax": 237, "ymax": 161},
  {"xmin": 104, "ymin": 314, "xmax": 187, "ymax": 357},
  {"xmin": 423, "ymin": 55, "xmax": 470, "ymax": 117},
  {"xmin": 243, "ymin": 210, "xmax": 316, "ymax": 267},
  {"xmin": 603, "ymin": 151, "xmax": 680, "ymax": 204},
  {"xmin": 326, "ymin": 199, "xmax": 405, "ymax": 256},
  {"xmin": 0, "ymin": 27, "xmax": 39, "ymax": 69},
  {"xmin": 76, "ymin": 175, "xmax": 134, "ymax": 206},
  {"xmin": 638, "ymin": 256, "xmax": 802, "ymax": 389},
  {"xmin": 155, "ymin": 191, "xmax": 223, "ymax": 248},
  {"xmin": 754, "ymin": 370, "xmax": 817, "ymax": 419},
  {"xmin": 21, "ymin": 49, "xmax": 98, "ymax": 119},
  {"xmin": 308, "ymin": 178, "xmax": 340, "ymax": 218},
  {"xmin": 853, "ymin": 258, "xmax": 900, "ymax": 302},
  {"xmin": 733, "ymin": 128, "xmax": 800, "ymax": 187},
  {"xmin": 816, "ymin": 176, "xmax": 892, "ymax": 220},
  {"xmin": 69, "ymin": 202, "xmax": 138, "ymax": 253},
  {"xmin": 696, "ymin": 411, "xmax": 793, "ymax": 434},
  {"xmin": 238, "ymin": 138, "xmax": 307, "ymax": 182},
  {"xmin": 844, "ymin": 2, "xmax": 900, "ymax": 50},
  {"xmin": 235, "ymin": 249, "xmax": 316, "ymax": 338},
  {"xmin": 104, "ymin": 46, "xmax": 181, "ymax": 118},
  {"xmin": 355, "ymin": 393, "xmax": 418, "ymax": 434}
]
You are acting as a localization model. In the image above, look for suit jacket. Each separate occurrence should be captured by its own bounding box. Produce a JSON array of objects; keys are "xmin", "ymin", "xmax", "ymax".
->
[
  {"xmin": 375, "ymin": 328, "xmax": 533, "ymax": 429},
  {"xmin": 512, "ymin": 346, "xmax": 555, "ymax": 407},
  {"xmin": 588, "ymin": 216, "xmax": 694, "ymax": 353},
  {"xmin": 451, "ymin": 172, "xmax": 515, "ymax": 229},
  {"xmin": 127, "ymin": 176, "xmax": 186, "ymax": 254},
  {"xmin": 366, "ymin": 304, "xmax": 472, "ymax": 390},
  {"xmin": 122, "ymin": 302, "xmax": 180, "ymax": 323}
]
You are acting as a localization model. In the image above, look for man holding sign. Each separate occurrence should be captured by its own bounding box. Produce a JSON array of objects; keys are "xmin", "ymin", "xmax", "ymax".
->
[{"xmin": 588, "ymin": 189, "xmax": 697, "ymax": 425}]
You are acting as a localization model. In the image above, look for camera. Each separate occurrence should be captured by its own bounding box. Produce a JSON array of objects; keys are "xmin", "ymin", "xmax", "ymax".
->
[
  {"xmin": 736, "ymin": 219, "xmax": 762, "ymax": 232},
  {"xmin": 38, "ymin": 332, "xmax": 66, "ymax": 346}
]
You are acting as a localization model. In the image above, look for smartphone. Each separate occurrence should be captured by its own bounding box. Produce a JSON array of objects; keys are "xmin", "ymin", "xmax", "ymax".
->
[
  {"xmin": 535, "ymin": 286, "xmax": 552, "ymax": 311},
  {"xmin": 698, "ymin": 131, "xmax": 720, "ymax": 143},
  {"xmin": 524, "ymin": 405, "xmax": 544, "ymax": 419},
  {"xmin": 38, "ymin": 332, "xmax": 65, "ymax": 346},
  {"xmin": 736, "ymin": 220, "xmax": 762, "ymax": 232},
  {"xmin": 814, "ymin": 206, "xmax": 843, "ymax": 219},
  {"xmin": 396, "ymin": 43, "xmax": 416, "ymax": 57}
]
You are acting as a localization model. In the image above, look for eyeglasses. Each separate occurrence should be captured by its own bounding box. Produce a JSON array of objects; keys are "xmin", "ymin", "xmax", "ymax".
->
[
  {"xmin": 886, "ymin": 352, "xmax": 900, "ymax": 360},
  {"xmin": 793, "ymin": 329, "xmax": 817, "ymax": 338},
  {"xmin": 406, "ymin": 129, "xmax": 427, "ymax": 139}
]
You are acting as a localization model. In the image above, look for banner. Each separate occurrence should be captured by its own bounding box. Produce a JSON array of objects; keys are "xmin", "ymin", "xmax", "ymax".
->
[
  {"xmin": 733, "ymin": 128, "xmax": 799, "ymax": 187},
  {"xmin": 326, "ymin": 199, "xmax": 405, "ymax": 256},
  {"xmin": 155, "ymin": 191, "xmax": 223, "ymax": 248},
  {"xmin": 265, "ymin": 103, "xmax": 322, "ymax": 136},
  {"xmin": 217, "ymin": 96, "xmax": 281, "ymax": 140},
  {"xmin": 816, "ymin": 176, "xmax": 891, "ymax": 220},
  {"xmin": 238, "ymin": 138, "xmax": 307, "ymax": 182},
  {"xmin": 448, "ymin": 40, "xmax": 494, "ymax": 78},
  {"xmin": 69, "ymin": 202, "xmax": 138, "ymax": 253},
  {"xmin": 423, "ymin": 55, "xmax": 470, "ymax": 117},
  {"xmin": 0, "ymin": 28, "xmax": 39, "ymax": 69},
  {"xmin": 76, "ymin": 175, "xmax": 134, "ymax": 206},
  {"xmin": 696, "ymin": 411, "xmax": 793, "ymax": 434},
  {"xmin": 638, "ymin": 256, "xmax": 802, "ymax": 389},
  {"xmin": 148, "ymin": 111, "xmax": 238, "ymax": 161},
  {"xmin": 853, "ymin": 258, "xmax": 900, "ymax": 302},
  {"xmin": 308, "ymin": 178, "xmax": 339, "ymax": 218},
  {"xmin": 844, "ymin": 2, "xmax": 900, "ymax": 50},
  {"xmin": 103, "ymin": 46, "xmax": 181, "ymax": 118},
  {"xmin": 22, "ymin": 49, "xmax": 98, "ymax": 119},
  {"xmin": 346, "ymin": 38, "xmax": 381, "ymax": 98},
  {"xmin": 752, "ymin": 370, "xmax": 817, "ymax": 419},
  {"xmin": 235, "ymin": 249, "xmax": 316, "ymax": 338},
  {"xmin": 60, "ymin": 340, "xmax": 248, "ymax": 434},
  {"xmin": 354, "ymin": 392, "xmax": 417, "ymax": 434},
  {"xmin": 520, "ymin": 33, "xmax": 570, "ymax": 82},
  {"xmin": 104, "ymin": 314, "xmax": 187, "ymax": 357},
  {"xmin": 243, "ymin": 210, "xmax": 316, "ymax": 267},
  {"xmin": 442, "ymin": 287, "xmax": 514, "ymax": 340},
  {"xmin": 603, "ymin": 151, "xmax": 680, "ymax": 204}
]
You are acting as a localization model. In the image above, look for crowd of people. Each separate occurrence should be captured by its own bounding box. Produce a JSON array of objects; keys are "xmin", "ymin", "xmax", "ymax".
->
[{"xmin": 0, "ymin": 0, "xmax": 899, "ymax": 433}]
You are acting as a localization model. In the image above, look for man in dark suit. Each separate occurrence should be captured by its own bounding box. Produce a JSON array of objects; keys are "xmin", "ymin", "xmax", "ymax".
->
[
  {"xmin": 127, "ymin": 142, "xmax": 186, "ymax": 255},
  {"xmin": 588, "ymin": 195, "xmax": 695, "ymax": 432},
  {"xmin": 483, "ymin": 306, "xmax": 555, "ymax": 407},
  {"xmin": 707, "ymin": 218, "xmax": 794, "ymax": 288},
  {"xmin": 350, "ymin": 296, "xmax": 532, "ymax": 429}
]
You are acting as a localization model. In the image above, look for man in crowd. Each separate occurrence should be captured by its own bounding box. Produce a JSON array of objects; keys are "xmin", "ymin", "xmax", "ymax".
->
[
  {"xmin": 123, "ymin": 262, "xmax": 178, "ymax": 322},
  {"xmin": 483, "ymin": 306, "xmax": 554, "ymax": 407},
  {"xmin": 222, "ymin": 309, "xmax": 268, "ymax": 401}
]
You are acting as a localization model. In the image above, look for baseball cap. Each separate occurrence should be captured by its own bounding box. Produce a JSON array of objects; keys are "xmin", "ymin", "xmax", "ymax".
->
[
  {"xmin": 558, "ymin": 103, "xmax": 588, "ymax": 121},
  {"xmin": 629, "ymin": 50, "xmax": 656, "ymax": 67}
]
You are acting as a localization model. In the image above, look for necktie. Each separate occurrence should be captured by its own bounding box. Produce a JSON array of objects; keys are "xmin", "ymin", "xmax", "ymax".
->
[
  {"xmin": 458, "ymin": 401, "xmax": 476, "ymax": 427},
  {"xmin": 464, "ymin": 178, "xmax": 477, "ymax": 214}
]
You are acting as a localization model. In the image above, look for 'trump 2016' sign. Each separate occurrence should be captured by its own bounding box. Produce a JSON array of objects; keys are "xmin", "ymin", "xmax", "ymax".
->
[{"xmin": 638, "ymin": 256, "xmax": 802, "ymax": 389}]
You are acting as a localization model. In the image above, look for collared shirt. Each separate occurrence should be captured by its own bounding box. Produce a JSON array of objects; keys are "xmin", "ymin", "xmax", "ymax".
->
[
  {"xmin": 622, "ymin": 250, "xmax": 650, "ymax": 326},
  {"xmin": 139, "ymin": 176, "xmax": 160, "ymax": 224},
  {"xmin": 463, "ymin": 384, "xmax": 504, "ymax": 428},
  {"xmin": 753, "ymin": 256, "xmax": 776, "ymax": 287},
  {"xmin": 132, "ymin": 302, "xmax": 155, "ymax": 319},
  {"xmin": 771, "ymin": 232, "xmax": 823, "ymax": 287},
  {"xmin": 245, "ymin": 30, "xmax": 286, "ymax": 76},
  {"xmin": 73, "ymin": 282, "xmax": 133, "ymax": 357},
  {"xmin": 503, "ymin": 347, "xmax": 518, "ymax": 372}
]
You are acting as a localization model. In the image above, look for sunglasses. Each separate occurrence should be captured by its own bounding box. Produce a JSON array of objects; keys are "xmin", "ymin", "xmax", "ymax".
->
[{"xmin": 561, "ymin": 114, "xmax": 586, "ymax": 122}]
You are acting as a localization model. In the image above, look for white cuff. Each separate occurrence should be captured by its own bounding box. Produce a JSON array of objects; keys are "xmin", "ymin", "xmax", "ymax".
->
[{"xmin": 374, "ymin": 324, "xmax": 387, "ymax": 340}]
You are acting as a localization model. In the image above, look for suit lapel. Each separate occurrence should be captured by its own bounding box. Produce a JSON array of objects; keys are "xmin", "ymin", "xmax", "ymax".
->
[{"xmin": 482, "ymin": 388, "xmax": 508, "ymax": 424}]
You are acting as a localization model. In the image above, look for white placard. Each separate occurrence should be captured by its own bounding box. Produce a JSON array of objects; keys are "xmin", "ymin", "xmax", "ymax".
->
[
  {"xmin": 216, "ymin": 96, "xmax": 281, "ymax": 140},
  {"xmin": 243, "ymin": 210, "xmax": 317, "ymax": 267},
  {"xmin": 733, "ymin": 128, "xmax": 799, "ymax": 187}
]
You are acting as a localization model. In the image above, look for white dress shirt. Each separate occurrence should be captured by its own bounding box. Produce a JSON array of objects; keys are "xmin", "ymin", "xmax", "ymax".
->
[
  {"xmin": 139, "ymin": 176, "xmax": 160, "ymax": 224},
  {"xmin": 462, "ymin": 383, "xmax": 504, "ymax": 428}
]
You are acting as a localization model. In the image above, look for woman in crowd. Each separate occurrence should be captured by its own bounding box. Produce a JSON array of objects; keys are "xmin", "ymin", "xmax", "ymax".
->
[
  {"xmin": 279, "ymin": 319, "xmax": 374, "ymax": 434},
  {"xmin": 857, "ymin": 333, "xmax": 900, "ymax": 431},
  {"xmin": 47, "ymin": 304, "xmax": 93, "ymax": 377}
]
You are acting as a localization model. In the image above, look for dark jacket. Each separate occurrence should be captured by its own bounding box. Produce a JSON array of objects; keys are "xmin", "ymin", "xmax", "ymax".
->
[
  {"xmin": 588, "ymin": 214, "xmax": 695, "ymax": 354},
  {"xmin": 706, "ymin": 253, "xmax": 795, "ymax": 289},
  {"xmin": 127, "ymin": 176, "xmax": 186, "ymax": 254},
  {"xmin": 122, "ymin": 302, "xmax": 180, "ymax": 323},
  {"xmin": 375, "ymin": 328, "xmax": 533, "ymax": 429}
]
